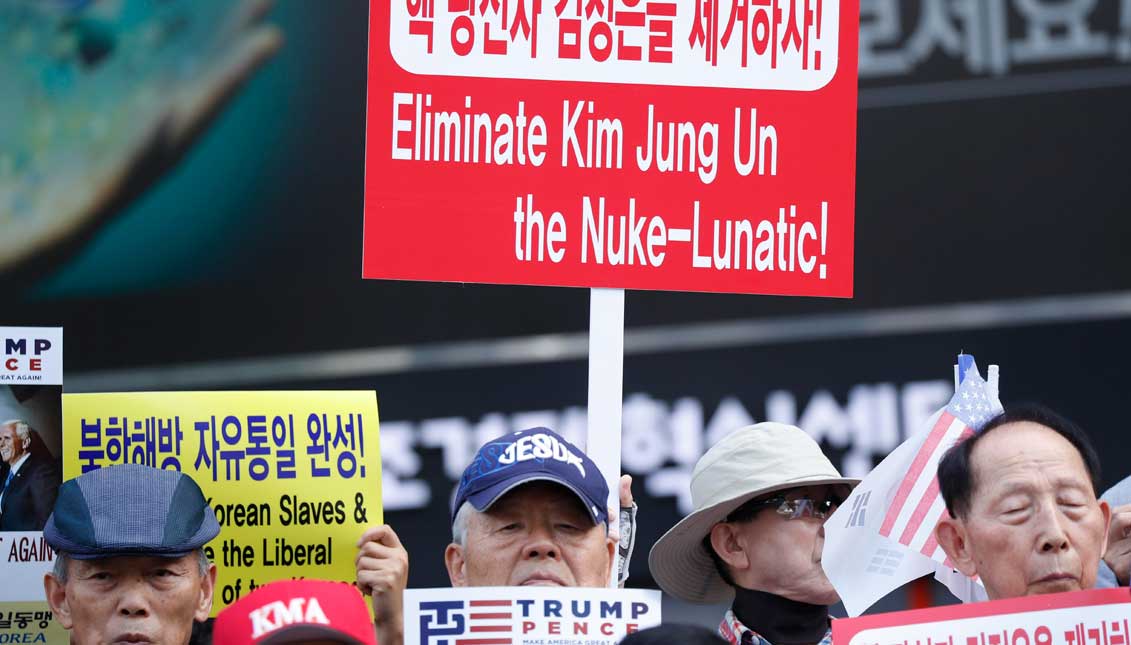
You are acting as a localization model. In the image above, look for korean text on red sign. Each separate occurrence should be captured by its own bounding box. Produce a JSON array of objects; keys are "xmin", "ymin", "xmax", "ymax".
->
[
  {"xmin": 833, "ymin": 588, "xmax": 1131, "ymax": 645},
  {"xmin": 365, "ymin": 0, "xmax": 859, "ymax": 297}
]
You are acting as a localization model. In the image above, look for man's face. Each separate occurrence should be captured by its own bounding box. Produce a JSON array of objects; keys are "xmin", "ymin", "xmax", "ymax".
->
[
  {"xmin": 44, "ymin": 554, "xmax": 216, "ymax": 645},
  {"xmin": 937, "ymin": 422, "xmax": 1111, "ymax": 599},
  {"xmin": 0, "ymin": 424, "xmax": 27, "ymax": 465},
  {"xmin": 718, "ymin": 485, "xmax": 847, "ymax": 605},
  {"xmin": 446, "ymin": 482, "xmax": 614, "ymax": 587}
]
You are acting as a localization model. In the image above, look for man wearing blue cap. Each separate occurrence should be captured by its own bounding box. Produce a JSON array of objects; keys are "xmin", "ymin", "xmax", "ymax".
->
[
  {"xmin": 42, "ymin": 463, "xmax": 219, "ymax": 645},
  {"xmin": 356, "ymin": 427, "xmax": 633, "ymax": 645},
  {"xmin": 443, "ymin": 427, "xmax": 619, "ymax": 588}
]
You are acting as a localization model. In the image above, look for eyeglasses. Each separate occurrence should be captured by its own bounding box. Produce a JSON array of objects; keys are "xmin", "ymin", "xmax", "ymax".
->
[{"xmin": 726, "ymin": 492, "xmax": 847, "ymax": 522}]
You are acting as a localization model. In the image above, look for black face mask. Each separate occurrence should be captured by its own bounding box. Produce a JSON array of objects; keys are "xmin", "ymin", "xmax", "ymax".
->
[{"xmin": 731, "ymin": 586, "xmax": 831, "ymax": 645}]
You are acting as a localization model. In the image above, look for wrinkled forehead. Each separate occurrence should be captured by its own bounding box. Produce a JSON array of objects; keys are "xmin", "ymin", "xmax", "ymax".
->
[{"xmin": 968, "ymin": 421, "xmax": 1092, "ymax": 493}]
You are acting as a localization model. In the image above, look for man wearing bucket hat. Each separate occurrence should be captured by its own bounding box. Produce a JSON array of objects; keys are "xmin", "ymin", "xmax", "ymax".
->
[
  {"xmin": 42, "ymin": 463, "xmax": 220, "ymax": 645},
  {"xmin": 213, "ymin": 579, "xmax": 377, "ymax": 644},
  {"xmin": 649, "ymin": 423, "xmax": 857, "ymax": 645}
]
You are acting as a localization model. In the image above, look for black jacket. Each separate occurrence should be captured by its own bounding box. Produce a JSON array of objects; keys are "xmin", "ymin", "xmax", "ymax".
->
[{"xmin": 0, "ymin": 453, "xmax": 60, "ymax": 531}]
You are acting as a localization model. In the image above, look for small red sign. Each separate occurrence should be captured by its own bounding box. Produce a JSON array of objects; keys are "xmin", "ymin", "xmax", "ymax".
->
[
  {"xmin": 364, "ymin": 0, "xmax": 858, "ymax": 296},
  {"xmin": 833, "ymin": 588, "xmax": 1131, "ymax": 645}
]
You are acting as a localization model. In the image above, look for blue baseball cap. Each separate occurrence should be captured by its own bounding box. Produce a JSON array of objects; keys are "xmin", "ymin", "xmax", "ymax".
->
[
  {"xmin": 452, "ymin": 427, "xmax": 609, "ymax": 527},
  {"xmin": 44, "ymin": 464, "xmax": 220, "ymax": 559}
]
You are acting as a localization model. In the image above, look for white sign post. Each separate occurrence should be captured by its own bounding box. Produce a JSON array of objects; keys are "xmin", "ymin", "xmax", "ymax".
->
[{"xmin": 585, "ymin": 288, "xmax": 625, "ymax": 587}]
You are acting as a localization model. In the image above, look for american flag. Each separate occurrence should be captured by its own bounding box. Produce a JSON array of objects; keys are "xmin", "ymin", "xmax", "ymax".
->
[
  {"xmin": 459, "ymin": 600, "xmax": 514, "ymax": 645},
  {"xmin": 419, "ymin": 598, "xmax": 515, "ymax": 645},
  {"xmin": 878, "ymin": 354, "xmax": 1002, "ymax": 565}
]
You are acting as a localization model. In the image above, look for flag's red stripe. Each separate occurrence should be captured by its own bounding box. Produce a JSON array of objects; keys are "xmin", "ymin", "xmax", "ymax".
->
[
  {"xmin": 470, "ymin": 625, "xmax": 513, "ymax": 632},
  {"xmin": 917, "ymin": 427, "xmax": 975, "ymax": 557},
  {"xmin": 470, "ymin": 613, "xmax": 511, "ymax": 620},
  {"xmin": 470, "ymin": 600, "xmax": 512, "ymax": 607},
  {"xmin": 920, "ymin": 531, "xmax": 940, "ymax": 558},
  {"xmin": 880, "ymin": 412, "xmax": 955, "ymax": 536},
  {"xmin": 898, "ymin": 476, "xmax": 942, "ymax": 546}
]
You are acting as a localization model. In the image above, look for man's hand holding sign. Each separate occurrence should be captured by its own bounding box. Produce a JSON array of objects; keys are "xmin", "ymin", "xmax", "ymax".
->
[
  {"xmin": 355, "ymin": 524, "xmax": 409, "ymax": 645},
  {"xmin": 1102, "ymin": 502, "xmax": 1131, "ymax": 586}
]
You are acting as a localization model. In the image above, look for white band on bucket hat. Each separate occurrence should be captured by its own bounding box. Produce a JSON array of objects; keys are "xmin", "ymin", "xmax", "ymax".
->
[{"xmin": 648, "ymin": 422, "xmax": 858, "ymax": 604}]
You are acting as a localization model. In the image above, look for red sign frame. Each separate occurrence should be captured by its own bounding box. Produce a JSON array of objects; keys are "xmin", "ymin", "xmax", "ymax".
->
[{"xmin": 364, "ymin": 0, "xmax": 859, "ymax": 296}]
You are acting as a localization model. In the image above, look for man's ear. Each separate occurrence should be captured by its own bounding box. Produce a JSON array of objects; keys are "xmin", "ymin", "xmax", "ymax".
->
[
  {"xmin": 1099, "ymin": 500, "xmax": 1112, "ymax": 555},
  {"xmin": 936, "ymin": 514, "xmax": 977, "ymax": 577},
  {"xmin": 194, "ymin": 563, "xmax": 218, "ymax": 622},
  {"xmin": 709, "ymin": 523, "xmax": 749, "ymax": 573},
  {"xmin": 444, "ymin": 544, "xmax": 468, "ymax": 587},
  {"xmin": 44, "ymin": 574, "xmax": 73, "ymax": 630},
  {"xmin": 604, "ymin": 530, "xmax": 617, "ymax": 582}
]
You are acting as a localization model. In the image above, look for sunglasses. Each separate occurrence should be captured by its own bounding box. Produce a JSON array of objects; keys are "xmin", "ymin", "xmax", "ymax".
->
[{"xmin": 726, "ymin": 490, "xmax": 848, "ymax": 522}]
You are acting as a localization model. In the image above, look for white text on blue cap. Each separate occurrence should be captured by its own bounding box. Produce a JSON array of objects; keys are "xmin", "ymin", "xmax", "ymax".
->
[{"xmin": 498, "ymin": 433, "xmax": 586, "ymax": 478}]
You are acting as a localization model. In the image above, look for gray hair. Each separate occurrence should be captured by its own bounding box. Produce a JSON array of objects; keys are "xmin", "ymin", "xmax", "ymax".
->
[
  {"xmin": 451, "ymin": 502, "xmax": 473, "ymax": 546},
  {"xmin": 2, "ymin": 420, "xmax": 30, "ymax": 445},
  {"xmin": 50, "ymin": 548, "xmax": 211, "ymax": 583}
]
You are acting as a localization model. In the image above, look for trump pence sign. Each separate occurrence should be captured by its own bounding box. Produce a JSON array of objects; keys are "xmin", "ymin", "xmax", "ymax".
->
[{"xmin": 365, "ymin": 0, "xmax": 858, "ymax": 297}]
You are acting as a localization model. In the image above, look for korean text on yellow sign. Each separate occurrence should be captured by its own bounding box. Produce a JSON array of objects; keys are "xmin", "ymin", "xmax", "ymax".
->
[{"xmin": 62, "ymin": 391, "xmax": 381, "ymax": 614}]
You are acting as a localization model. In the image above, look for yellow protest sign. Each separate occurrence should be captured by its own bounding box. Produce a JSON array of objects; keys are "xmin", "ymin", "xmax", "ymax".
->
[{"xmin": 62, "ymin": 391, "xmax": 381, "ymax": 614}]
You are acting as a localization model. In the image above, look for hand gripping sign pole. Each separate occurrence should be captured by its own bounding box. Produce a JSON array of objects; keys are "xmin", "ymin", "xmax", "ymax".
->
[{"xmin": 586, "ymin": 287, "xmax": 625, "ymax": 587}]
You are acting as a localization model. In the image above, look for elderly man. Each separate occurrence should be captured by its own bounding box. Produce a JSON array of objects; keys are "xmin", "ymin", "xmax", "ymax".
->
[
  {"xmin": 936, "ymin": 404, "xmax": 1112, "ymax": 599},
  {"xmin": 356, "ymin": 427, "xmax": 632, "ymax": 645},
  {"xmin": 0, "ymin": 419, "xmax": 60, "ymax": 530},
  {"xmin": 43, "ymin": 464, "xmax": 219, "ymax": 645},
  {"xmin": 649, "ymin": 423, "xmax": 856, "ymax": 645},
  {"xmin": 442, "ymin": 426, "xmax": 619, "ymax": 587}
]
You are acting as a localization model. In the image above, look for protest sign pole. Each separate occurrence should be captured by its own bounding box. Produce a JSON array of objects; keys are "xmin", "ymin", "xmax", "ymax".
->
[{"xmin": 585, "ymin": 287, "xmax": 625, "ymax": 588}]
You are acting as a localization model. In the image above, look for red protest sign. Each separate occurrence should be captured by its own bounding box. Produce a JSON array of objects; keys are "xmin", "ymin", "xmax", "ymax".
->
[
  {"xmin": 832, "ymin": 589, "xmax": 1131, "ymax": 645},
  {"xmin": 364, "ymin": 0, "xmax": 858, "ymax": 297}
]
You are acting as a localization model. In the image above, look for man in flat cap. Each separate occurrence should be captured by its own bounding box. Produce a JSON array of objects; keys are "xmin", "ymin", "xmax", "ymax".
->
[
  {"xmin": 43, "ymin": 463, "xmax": 220, "ymax": 645},
  {"xmin": 649, "ymin": 423, "xmax": 856, "ymax": 645}
]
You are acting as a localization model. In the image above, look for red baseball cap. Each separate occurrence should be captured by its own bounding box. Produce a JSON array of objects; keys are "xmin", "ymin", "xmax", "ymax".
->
[{"xmin": 213, "ymin": 579, "xmax": 377, "ymax": 645}]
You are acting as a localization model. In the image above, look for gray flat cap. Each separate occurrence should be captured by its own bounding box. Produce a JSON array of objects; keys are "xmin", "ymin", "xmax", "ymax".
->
[{"xmin": 44, "ymin": 464, "xmax": 220, "ymax": 559}]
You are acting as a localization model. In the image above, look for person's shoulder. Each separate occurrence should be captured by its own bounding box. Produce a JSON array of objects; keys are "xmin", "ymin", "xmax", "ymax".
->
[{"xmin": 1101, "ymin": 474, "xmax": 1131, "ymax": 504}]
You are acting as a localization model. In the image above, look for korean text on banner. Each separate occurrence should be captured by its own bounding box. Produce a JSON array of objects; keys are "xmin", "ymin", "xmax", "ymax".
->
[
  {"xmin": 1, "ymin": 326, "xmax": 63, "ymax": 607},
  {"xmin": 61, "ymin": 391, "xmax": 381, "ymax": 614},
  {"xmin": 0, "ymin": 602, "xmax": 69, "ymax": 643},
  {"xmin": 364, "ymin": 0, "xmax": 859, "ymax": 297},
  {"xmin": 833, "ymin": 588, "xmax": 1131, "ymax": 645},
  {"xmin": 405, "ymin": 585, "xmax": 662, "ymax": 644}
]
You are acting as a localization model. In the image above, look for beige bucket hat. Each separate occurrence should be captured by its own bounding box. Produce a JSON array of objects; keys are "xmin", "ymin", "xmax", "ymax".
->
[{"xmin": 648, "ymin": 422, "xmax": 859, "ymax": 604}]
